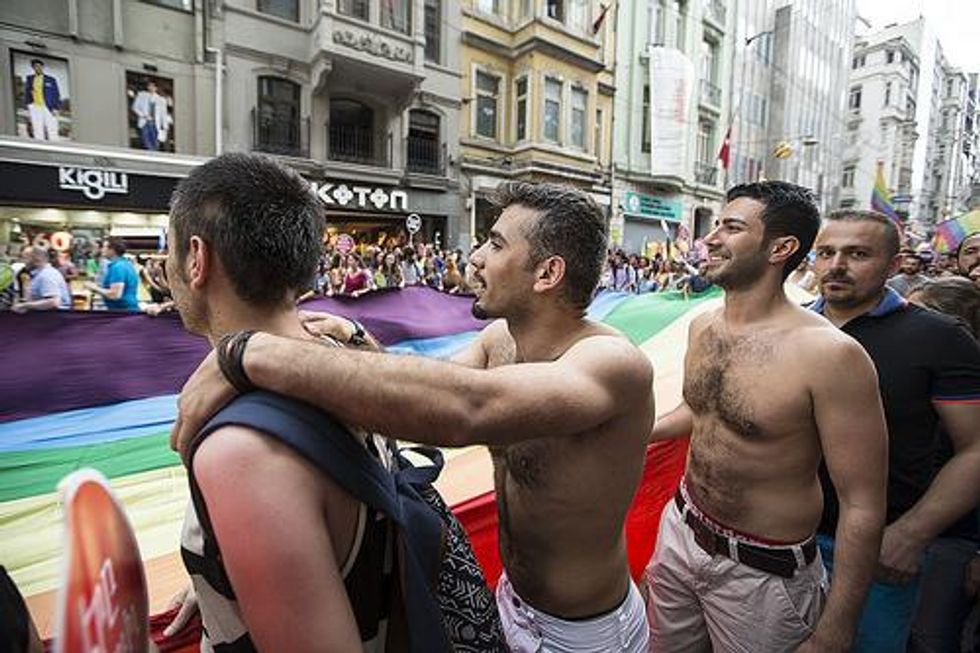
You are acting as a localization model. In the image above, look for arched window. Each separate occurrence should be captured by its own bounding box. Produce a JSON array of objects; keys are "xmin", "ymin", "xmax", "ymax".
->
[
  {"xmin": 256, "ymin": 77, "xmax": 301, "ymax": 155},
  {"xmin": 407, "ymin": 110, "xmax": 441, "ymax": 174},
  {"xmin": 329, "ymin": 99, "xmax": 375, "ymax": 164}
]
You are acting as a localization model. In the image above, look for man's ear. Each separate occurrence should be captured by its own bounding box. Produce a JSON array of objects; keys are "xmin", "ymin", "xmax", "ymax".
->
[
  {"xmin": 186, "ymin": 236, "xmax": 211, "ymax": 290},
  {"xmin": 533, "ymin": 255, "xmax": 566, "ymax": 294},
  {"xmin": 768, "ymin": 236, "xmax": 800, "ymax": 268}
]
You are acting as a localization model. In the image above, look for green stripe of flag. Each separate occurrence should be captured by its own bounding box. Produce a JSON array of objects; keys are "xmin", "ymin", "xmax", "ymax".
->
[
  {"xmin": 0, "ymin": 432, "xmax": 178, "ymax": 502},
  {"xmin": 603, "ymin": 288, "xmax": 722, "ymax": 344}
]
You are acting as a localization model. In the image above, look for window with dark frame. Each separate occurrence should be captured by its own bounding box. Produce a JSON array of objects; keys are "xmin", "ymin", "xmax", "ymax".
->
[
  {"xmin": 571, "ymin": 87, "xmax": 587, "ymax": 149},
  {"xmin": 515, "ymin": 77, "xmax": 528, "ymax": 141},
  {"xmin": 407, "ymin": 109, "xmax": 441, "ymax": 174},
  {"xmin": 424, "ymin": 0, "xmax": 442, "ymax": 63},
  {"xmin": 475, "ymin": 71, "xmax": 500, "ymax": 139},
  {"xmin": 546, "ymin": 0, "xmax": 564, "ymax": 22},
  {"xmin": 258, "ymin": 0, "xmax": 299, "ymax": 21},
  {"xmin": 642, "ymin": 85, "xmax": 651, "ymax": 153},
  {"xmin": 329, "ymin": 99, "xmax": 376, "ymax": 164},
  {"xmin": 337, "ymin": 0, "xmax": 369, "ymax": 20},
  {"xmin": 381, "ymin": 0, "xmax": 412, "ymax": 34},
  {"xmin": 256, "ymin": 77, "xmax": 301, "ymax": 155},
  {"xmin": 544, "ymin": 78, "xmax": 562, "ymax": 143}
]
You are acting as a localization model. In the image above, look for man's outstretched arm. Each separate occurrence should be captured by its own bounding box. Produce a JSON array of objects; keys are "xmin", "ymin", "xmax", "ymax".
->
[
  {"xmin": 173, "ymin": 331, "xmax": 651, "ymax": 455},
  {"xmin": 800, "ymin": 338, "xmax": 888, "ymax": 653}
]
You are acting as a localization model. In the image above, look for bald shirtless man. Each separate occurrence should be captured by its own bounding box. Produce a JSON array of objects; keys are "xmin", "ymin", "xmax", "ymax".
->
[
  {"xmin": 172, "ymin": 182, "xmax": 655, "ymax": 652},
  {"xmin": 646, "ymin": 181, "xmax": 889, "ymax": 653}
]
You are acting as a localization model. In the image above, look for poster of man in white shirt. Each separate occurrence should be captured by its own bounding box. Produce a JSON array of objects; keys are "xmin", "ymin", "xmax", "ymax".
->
[
  {"xmin": 10, "ymin": 51, "xmax": 72, "ymax": 141},
  {"xmin": 126, "ymin": 72, "xmax": 174, "ymax": 152}
]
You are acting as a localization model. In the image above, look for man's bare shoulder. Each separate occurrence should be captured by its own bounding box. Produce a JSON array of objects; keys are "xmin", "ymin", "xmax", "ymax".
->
[
  {"xmin": 478, "ymin": 318, "xmax": 513, "ymax": 347},
  {"xmin": 688, "ymin": 307, "xmax": 722, "ymax": 339},
  {"xmin": 193, "ymin": 425, "xmax": 319, "ymax": 490},
  {"xmin": 785, "ymin": 309, "xmax": 872, "ymax": 376},
  {"xmin": 562, "ymin": 325, "xmax": 653, "ymax": 390}
]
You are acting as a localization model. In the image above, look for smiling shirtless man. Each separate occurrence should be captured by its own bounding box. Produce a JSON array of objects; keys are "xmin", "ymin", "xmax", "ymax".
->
[
  {"xmin": 646, "ymin": 181, "xmax": 889, "ymax": 653},
  {"xmin": 171, "ymin": 181, "xmax": 655, "ymax": 652}
]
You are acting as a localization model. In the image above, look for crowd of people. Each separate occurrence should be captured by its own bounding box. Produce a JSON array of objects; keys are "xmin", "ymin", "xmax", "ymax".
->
[
  {"xmin": 3, "ymin": 150, "xmax": 980, "ymax": 653},
  {"xmin": 310, "ymin": 240, "xmax": 472, "ymax": 297},
  {"xmin": 151, "ymin": 156, "xmax": 980, "ymax": 653}
]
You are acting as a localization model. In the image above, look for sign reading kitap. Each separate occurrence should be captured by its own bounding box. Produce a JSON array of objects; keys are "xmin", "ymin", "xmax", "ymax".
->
[{"xmin": 54, "ymin": 469, "xmax": 149, "ymax": 653}]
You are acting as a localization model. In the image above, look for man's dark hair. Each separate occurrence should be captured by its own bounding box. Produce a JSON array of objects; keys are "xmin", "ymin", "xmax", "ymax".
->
[
  {"xmin": 106, "ymin": 237, "xmax": 127, "ymax": 256},
  {"xmin": 169, "ymin": 153, "xmax": 325, "ymax": 306},
  {"xmin": 30, "ymin": 59, "xmax": 43, "ymax": 67},
  {"xmin": 491, "ymin": 181, "xmax": 607, "ymax": 310},
  {"xmin": 824, "ymin": 209, "xmax": 901, "ymax": 259},
  {"xmin": 726, "ymin": 181, "xmax": 820, "ymax": 280}
]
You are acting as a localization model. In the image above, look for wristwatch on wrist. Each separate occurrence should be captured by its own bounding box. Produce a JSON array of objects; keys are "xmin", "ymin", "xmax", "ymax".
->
[{"xmin": 347, "ymin": 318, "xmax": 367, "ymax": 347}]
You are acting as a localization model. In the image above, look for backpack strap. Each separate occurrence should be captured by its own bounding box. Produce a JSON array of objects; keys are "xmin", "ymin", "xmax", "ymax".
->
[{"xmin": 189, "ymin": 391, "xmax": 451, "ymax": 653}]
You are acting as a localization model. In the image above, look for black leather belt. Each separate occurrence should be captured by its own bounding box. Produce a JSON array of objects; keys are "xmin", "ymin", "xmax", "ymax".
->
[{"xmin": 675, "ymin": 490, "xmax": 817, "ymax": 579}]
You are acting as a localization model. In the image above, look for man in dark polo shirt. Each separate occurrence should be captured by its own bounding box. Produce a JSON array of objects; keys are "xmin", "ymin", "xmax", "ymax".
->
[{"xmin": 811, "ymin": 209, "xmax": 980, "ymax": 653}]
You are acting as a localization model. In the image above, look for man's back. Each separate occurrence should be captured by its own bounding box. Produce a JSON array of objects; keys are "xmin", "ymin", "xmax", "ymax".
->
[
  {"xmin": 103, "ymin": 258, "xmax": 138, "ymax": 310},
  {"xmin": 182, "ymin": 392, "xmax": 394, "ymax": 652},
  {"xmin": 479, "ymin": 321, "xmax": 653, "ymax": 618}
]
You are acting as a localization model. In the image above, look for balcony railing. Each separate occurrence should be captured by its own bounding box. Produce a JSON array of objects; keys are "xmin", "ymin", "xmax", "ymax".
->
[
  {"xmin": 704, "ymin": 0, "xmax": 726, "ymax": 25},
  {"xmin": 252, "ymin": 109, "xmax": 310, "ymax": 158},
  {"xmin": 700, "ymin": 80, "xmax": 722, "ymax": 108},
  {"xmin": 694, "ymin": 161, "xmax": 718, "ymax": 185},
  {"xmin": 328, "ymin": 124, "xmax": 391, "ymax": 167},
  {"xmin": 406, "ymin": 138, "xmax": 446, "ymax": 176}
]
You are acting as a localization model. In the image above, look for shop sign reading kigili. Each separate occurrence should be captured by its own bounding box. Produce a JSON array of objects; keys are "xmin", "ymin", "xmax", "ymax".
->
[{"xmin": 58, "ymin": 166, "xmax": 130, "ymax": 201}]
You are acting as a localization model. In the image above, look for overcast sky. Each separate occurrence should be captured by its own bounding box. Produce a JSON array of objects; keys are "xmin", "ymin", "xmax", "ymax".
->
[{"xmin": 856, "ymin": 0, "xmax": 980, "ymax": 71}]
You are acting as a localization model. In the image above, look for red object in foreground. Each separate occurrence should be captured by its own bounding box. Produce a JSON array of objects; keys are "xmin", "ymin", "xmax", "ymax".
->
[
  {"xmin": 54, "ymin": 470, "xmax": 150, "ymax": 653},
  {"xmin": 53, "ymin": 439, "xmax": 690, "ymax": 652}
]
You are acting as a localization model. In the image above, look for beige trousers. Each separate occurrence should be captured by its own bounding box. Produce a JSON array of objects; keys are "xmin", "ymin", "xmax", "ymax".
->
[{"xmin": 644, "ymin": 498, "xmax": 827, "ymax": 652}]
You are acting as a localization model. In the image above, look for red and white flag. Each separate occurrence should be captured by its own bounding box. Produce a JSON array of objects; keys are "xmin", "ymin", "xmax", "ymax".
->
[{"xmin": 717, "ymin": 126, "xmax": 732, "ymax": 170}]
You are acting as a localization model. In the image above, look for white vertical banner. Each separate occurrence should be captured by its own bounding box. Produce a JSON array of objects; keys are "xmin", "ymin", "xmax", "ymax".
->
[{"xmin": 649, "ymin": 48, "xmax": 696, "ymax": 177}]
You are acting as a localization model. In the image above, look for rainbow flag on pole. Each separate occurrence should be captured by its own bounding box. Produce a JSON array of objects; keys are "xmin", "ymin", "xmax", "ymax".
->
[
  {"xmin": 871, "ymin": 161, "xmax": 901, "ymax": 225},
  {"xmin": 932, "ymin": 209, "xmax": 980, "ymax": 253}
]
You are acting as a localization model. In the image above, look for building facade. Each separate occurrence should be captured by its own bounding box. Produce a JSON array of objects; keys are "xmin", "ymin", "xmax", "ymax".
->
[
  {"xmin": 457, "ymin": 0, "xmax": 616, "ymax": 245},
  {"xmin": 611, "ymin": 0, "xmax": 733, "ymax": 252},
  {"xmin": 728, "ymin": 0, "xmax": 856, "ymax": 214},
  {"xmin": 0, "ymin": 0, "xmax": 467, "ymax": 251},
  {"xmin": 924, "ymin": 62, "xmax": 974, "ymax": 223},
  {"xmin": 839, "ymin": 27, "xmax": 919, "ymax": 216}
]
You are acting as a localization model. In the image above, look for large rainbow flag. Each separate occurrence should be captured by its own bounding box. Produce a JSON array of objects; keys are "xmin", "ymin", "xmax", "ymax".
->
[
  {"xmin": 932, "ymin": 209, "xmax": 980, "ymax": 253},
  {"xmin": 1, "ymin": 286, "xmax": 720, "ymax": 646}
]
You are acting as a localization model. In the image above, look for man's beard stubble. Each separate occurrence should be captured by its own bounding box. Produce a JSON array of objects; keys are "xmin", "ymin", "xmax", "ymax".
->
[{"xmin": 703, "ymin": 249, "xmax": 769, "ymax": 291}]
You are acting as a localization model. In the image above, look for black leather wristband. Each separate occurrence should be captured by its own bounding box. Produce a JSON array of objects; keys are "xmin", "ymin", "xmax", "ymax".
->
[{"xmin": 216, "ymin": 329, "xmax": 257, "ymax": 394}]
